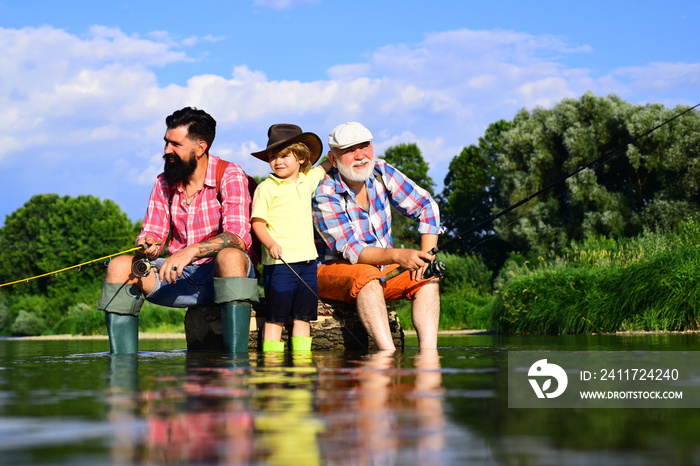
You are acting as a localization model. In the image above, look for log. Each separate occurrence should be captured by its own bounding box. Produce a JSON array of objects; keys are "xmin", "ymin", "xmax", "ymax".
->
[{"xmin": 184, "ymin": 299, "xmax": 404, "ymax": 352}]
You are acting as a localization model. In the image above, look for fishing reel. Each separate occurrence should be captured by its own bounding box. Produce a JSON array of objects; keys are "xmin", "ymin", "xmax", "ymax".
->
[
  {"xmin": 423, "ymin": 260, "xmax": 446, "ymax": 279},
  {"xmin": 132, "ymin": 258, "xmax": 158, "ymax": 278}
]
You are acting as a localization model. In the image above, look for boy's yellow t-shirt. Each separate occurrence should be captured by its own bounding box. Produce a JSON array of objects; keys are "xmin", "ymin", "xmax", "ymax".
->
[{"xmin": 251, "ymin": 165, "xmax": 327, "ymax": 266}]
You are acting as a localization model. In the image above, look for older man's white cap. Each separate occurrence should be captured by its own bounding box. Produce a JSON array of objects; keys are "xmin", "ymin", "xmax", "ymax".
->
[{"xmin": 328, "ymin": 122, "xmax": 373, "ymax": 149}]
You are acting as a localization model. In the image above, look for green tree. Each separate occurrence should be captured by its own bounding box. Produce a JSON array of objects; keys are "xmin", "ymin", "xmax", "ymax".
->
[
  {"xmin": 381, "ymin": 143, "xmax": 435, "ymax": 248},
  {"xmin": 493, "ymin": 93, "xmax": 700, "ymax": 255},
  {"xmin": 0, "ymin": 194, "xmax": 139, "ymax": 303},
  {"xmin": 382, "ymin": 143, "xmax": 435, "ymax": 195},
  {"xmin": 438, "ymin": 120, "xmax": 513, "ymax": 268}
]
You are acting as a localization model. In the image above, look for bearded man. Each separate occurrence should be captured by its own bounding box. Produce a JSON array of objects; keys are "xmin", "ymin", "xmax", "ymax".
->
[
  {"xmin": 312, "ymin": 122, "xmax": 443, "ymax": 351},
  {"xmin": 98, "ymin": 107, "xmax": 258, "ymax": 353}
]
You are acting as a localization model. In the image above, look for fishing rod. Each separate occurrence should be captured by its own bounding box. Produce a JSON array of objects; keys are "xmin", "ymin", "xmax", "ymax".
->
[
  {"xmin": 0, "ymin": 245, "xmax": 146, "ymax": 288},
  {"xmin": 384, "ymin": 101, "xmax": 700, "ymax": 281},
  {"xmin": 279, "ymin": 257, "xmax": 369, "ymax": 352}
]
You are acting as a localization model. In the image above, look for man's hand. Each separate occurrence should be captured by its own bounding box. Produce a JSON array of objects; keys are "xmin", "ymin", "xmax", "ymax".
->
[
  {"xmin": 158, "ymin": 245, "xmax": 197, "ymax": 284},
  {"xmin": 156, "ymin": 232, "xmax": 246, "ymax": 284},
  {"xmin": 392, "ymin": 248, "xmax": 434, "ymax": 281},
  {"xmin": 137, "ymin": 235, "xmax": 161, "ymax": 260}
]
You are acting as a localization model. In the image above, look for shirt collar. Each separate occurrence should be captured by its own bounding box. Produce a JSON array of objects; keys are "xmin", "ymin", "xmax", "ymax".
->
[
  {"xmin": 203, "ymin": 154, "xmax": 218, "ymax": 188},
  {"xmin": 269, "ymin": 171, "xmax": 307, "ymax": 185},
  {"xmin": 331, "ymin": 167, "xmax": 376, "ymax": 196}
]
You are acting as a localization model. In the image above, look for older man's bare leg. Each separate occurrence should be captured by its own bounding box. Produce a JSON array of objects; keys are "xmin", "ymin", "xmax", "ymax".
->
[
  {"xmin": 411, "ymin": 280, "xmax": 440, "ymax": 349},
  {"xmin": 356, "ymin": 279, "xmax": 396, "ymax": 351}
]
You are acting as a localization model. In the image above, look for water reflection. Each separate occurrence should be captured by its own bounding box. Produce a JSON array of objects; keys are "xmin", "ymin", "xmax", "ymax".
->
[
  {"xmin": 2, "ymin": 335, "xmax": 700, "ymax": 464},
  {"xmin": 316, "ymin": 349, "xmax": 449, "ymax": 464},
  {"xmin": 412, "ymin": 349, "xmax": 446, "ymax": 460},
  {"xmin": 251, "ymin": 351, "xmax": 323, "ymax": 465},
  {"xmin": 108, "ymin": 353, "xmax": 255, "ymax": 464},
  {"xmin": 105, "ymin": 348, "xmax": 453, "ymax": 465},
  {"xmin": 107, "ymin": 355, "xmax": 141, "ymax": 464}
]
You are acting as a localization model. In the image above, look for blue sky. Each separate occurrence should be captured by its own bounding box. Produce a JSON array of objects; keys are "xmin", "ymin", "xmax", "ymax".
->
[{"xmin": 1, "ymin": 0, "xmax": 698, "ymax": 225}]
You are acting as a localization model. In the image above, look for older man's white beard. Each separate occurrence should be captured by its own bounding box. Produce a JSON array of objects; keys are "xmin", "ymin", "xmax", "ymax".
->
[{"xmin": 336, "ymin": 157, "xmax": 375, "ymax": 183}]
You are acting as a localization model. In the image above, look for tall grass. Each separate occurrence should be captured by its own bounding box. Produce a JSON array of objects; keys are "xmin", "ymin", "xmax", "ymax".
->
[{"xmin": 492, "ymin": 219, "xmax": 700, "ymax": 334}]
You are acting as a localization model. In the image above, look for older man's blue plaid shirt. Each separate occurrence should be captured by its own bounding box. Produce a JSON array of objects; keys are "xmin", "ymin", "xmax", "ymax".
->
[{"xmin": 313, "ymin": 158, "xmax": 443, "ymax": 266}]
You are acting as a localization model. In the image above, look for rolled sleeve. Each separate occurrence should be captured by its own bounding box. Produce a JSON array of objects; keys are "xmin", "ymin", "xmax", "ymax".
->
[{"xmin": 377, "ymin": 160, "xmax": 444, "ymax": 236}]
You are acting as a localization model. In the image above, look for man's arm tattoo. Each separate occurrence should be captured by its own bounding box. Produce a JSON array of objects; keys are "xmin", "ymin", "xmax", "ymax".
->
[{"xmin": 197, "ymin": 232, "xmax": 246, "ymax": 257}]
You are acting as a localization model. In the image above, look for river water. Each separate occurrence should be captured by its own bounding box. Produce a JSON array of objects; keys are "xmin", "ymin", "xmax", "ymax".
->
[{"xmin": 0, "ymin": 333, "xmax": 698, "ymax": 465}]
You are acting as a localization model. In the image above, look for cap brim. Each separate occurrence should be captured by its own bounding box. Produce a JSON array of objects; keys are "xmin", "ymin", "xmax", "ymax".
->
[{"xmin": 330, "ymin": 138, "xmax": 373, "ymax": 150}]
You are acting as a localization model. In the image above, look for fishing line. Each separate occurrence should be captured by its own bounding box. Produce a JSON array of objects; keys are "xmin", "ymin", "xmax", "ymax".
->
[
  {"xmin": 465, "ymin": 167, "xmax": 593, "ymax": 255},
  {"xmin": 382, "ymin": 101, "xmax": 700, "ymax": 280},
  {"xmin": 0, "ymin": 245, "xmax": 145, "ymax": 288},
  {"xmin": 278, "ymin": 257, "xmax": 369, "ymax": 352},
  {"xmin": 430, "ymin": 102, "xmax": 700, "ymax": 257}
]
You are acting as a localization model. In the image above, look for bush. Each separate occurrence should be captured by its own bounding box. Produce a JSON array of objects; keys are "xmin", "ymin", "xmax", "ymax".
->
[
  {"xmin": 438, "ymin": 252, "xmax": 493, "ymax": 295},
  {"xmin": 11, "ymin": 310, "xmax": 47, "ymax": 336},
  {"xmin": 67, "ymin": 302, "xmax": 92, "ymax": 318},
  {"xmin": 137, "ymin": 303, "xmax": 186, "ymax": 334},
  {"xmin": 52, "ymin": 309, "xmax": 106, "ymax": 336},
  {"xmin": 0, "ymin": 297, "xmax": 12, "ymax": 332}
]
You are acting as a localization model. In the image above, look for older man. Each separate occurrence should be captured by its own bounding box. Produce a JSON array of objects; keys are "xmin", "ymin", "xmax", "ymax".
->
[
  {"xmin": 98, "ymin": 107, "xmax": 258, "ymax": 353},
  {"xmin": 313, "ymin": 122, "xmax": 442, "ymax": 350}
]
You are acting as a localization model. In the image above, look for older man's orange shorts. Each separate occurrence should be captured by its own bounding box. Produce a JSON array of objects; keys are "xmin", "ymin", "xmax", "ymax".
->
[{"xmin": 317, "ymin": 260, "xmax": 434, "ymax": 303}]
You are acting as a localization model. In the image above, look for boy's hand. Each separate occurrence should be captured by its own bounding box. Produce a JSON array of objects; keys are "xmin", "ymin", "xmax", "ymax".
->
[{"xmin": 269, "ymin": 242, "xmax": 283, "ymax": 260}]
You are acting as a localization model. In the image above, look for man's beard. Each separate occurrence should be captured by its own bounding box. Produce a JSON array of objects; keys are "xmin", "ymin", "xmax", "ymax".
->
[
  {"xmin": 163, "ymin": 150, "xmax": 197, "ymax": 185},
  {"xmin": 336, "ymin": 157, "xmax": 375, "ymax": 183}
]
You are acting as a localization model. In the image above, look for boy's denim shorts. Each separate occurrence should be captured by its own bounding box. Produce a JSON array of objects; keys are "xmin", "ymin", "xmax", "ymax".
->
[{"xmin": 145, "ymin": 254, "xmax": 256, "ymax": 308}]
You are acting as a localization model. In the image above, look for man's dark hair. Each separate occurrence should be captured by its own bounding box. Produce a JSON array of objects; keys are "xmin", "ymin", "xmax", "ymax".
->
[{"xmin": 165, "ymin": 107, "xmax": 216, "ymax": 155}]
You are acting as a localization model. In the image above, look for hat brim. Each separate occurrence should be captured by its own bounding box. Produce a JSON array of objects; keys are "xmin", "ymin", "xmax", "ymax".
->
[{"xmin": 251, "ymin": 132, "xmax": 323, "ymax": 165}]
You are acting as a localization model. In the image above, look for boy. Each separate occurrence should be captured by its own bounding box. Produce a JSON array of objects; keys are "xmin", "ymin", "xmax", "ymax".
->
[{"xmin": 251, "ymin": 124, "xmax": 331, "ymax": 352}]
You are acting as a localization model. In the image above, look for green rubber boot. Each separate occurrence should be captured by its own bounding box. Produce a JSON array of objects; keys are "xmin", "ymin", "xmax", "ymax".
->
[
  {"xmin": 105, "ymin": 313, "xmax": 139, "ymax": 354},
  {"xmin": 262, "ymin": 339, "xmax": 285, "ymax": 353},
  {"xmin": 291, "ymin": 336, "xmax": 312, "ymax": 352},
  {"xmin": 214, "ymin": 277, "xmax": 259, "ymax": 354},
  {"xmin": 98, "ymin": 282, "xmax": 144, "ymax": 354},
  {"xmin": 221, "ymin": 303, "xmax": 252, "ymax": 353}
]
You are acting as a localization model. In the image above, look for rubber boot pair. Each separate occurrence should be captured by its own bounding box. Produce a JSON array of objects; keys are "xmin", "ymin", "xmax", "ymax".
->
[
  {"xmin": 98, "ymin": 276, "xmax": 258, "ymax": 354},
  {"xmin": 98, "ymin": 282, "xmax": 144, "ymax": 354},
  {"xmin": 261, "ymin": 336, "xmax": 313, "ymax": 353},
  {"xmin": 215, "ymin": 277, "xmax": 259, "ymax": 353}
]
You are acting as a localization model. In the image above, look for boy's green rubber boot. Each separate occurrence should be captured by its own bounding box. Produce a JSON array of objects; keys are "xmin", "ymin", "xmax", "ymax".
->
[
  {"xmin": 98, "ymin": 282, "xmax": 144, "ymax": 354},
  {"xmin": 291, "ymin": 336, "xmax": 312, "ymax": 352},
  {"xmin": 262, "ymin": 339, "xmax": 285, "ymax": 353}
]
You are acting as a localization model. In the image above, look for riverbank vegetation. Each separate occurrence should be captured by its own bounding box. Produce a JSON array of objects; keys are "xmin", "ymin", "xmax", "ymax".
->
[{"xmin": 1, "ymin": 93, "xmax": 699, "ymax": 336}]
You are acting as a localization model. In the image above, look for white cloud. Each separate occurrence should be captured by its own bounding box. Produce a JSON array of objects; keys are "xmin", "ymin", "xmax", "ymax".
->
[
  {"xmin": 611, "ymin": 62, "xmax": 700, "ymax": 94},
  {"xmin": 0, "ymin": 24, "xmax": 696, "ymax": 223}
]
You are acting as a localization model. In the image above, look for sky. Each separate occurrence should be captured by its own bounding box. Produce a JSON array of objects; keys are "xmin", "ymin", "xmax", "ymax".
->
[{"xmin": 0, "ymin": 0, "xmax": 698, "ymax": 225}]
